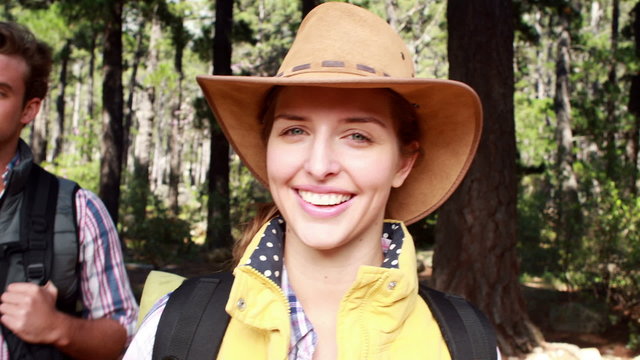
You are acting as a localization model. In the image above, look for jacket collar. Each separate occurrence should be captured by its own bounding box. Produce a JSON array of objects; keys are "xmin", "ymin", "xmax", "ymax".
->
[
  {"xmin": 4, "ymin": 139, "xmax": 34, "ymax": 197},
  {"xmin": 226, "ymin": 217, "xmax": 419, "ymax": 334}
]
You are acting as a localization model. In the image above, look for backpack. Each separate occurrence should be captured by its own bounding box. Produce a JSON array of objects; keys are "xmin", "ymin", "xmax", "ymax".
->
[
  {"xmin": 0, "ymin": 164, "xmax": 80, "ymax": 360},
  {"xmin": 146, "ymin": 271, "xmax": 497, "ymax": 360}
]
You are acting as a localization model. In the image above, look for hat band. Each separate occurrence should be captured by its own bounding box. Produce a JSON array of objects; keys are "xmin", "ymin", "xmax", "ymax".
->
[{"xmin": 276, "ymin": 60, "xmax": 393, "ymax": 78}]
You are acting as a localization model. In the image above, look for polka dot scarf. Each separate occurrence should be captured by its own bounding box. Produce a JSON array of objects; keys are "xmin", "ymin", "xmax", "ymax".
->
[
  {"xmin": 245, "ymin": 217, "xmax": 286, "ymax": 284},
  {"xmin": 244, "ymin": 216, "xmax": 406, "ymax": 285}
]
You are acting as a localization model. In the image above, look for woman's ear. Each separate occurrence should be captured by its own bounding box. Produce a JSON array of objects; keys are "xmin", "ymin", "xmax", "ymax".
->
[{"xmin": 392, "ymin": 141, "xmax": 419, "ymax": 188}]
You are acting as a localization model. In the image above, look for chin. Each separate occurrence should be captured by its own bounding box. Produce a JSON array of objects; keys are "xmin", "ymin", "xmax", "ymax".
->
[
  {"xmin": 297, "ymin": 232, "xmax": 348, "ymax": 251},
  {"xmin": 294, "ymin": 221, "xmax": 372, "ymax": 253}
]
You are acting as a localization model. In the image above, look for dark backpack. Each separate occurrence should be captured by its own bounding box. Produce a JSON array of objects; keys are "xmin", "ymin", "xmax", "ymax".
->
[
  {"xmin": 0, "ymin": 164, "xmax": 80, "ymax": 360},
  {"xmin": 152, "ymin": 272, "xmax": 497, "ymax": 360}
]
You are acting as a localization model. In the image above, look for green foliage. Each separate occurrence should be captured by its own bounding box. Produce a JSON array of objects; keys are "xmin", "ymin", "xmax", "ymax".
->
[
  {"xmin": 397, "ymin": 0, "xmax": 448, "ymax": 78},
  {"xmin": 517, "ymin": 174, "xmax": 561, "ymax": 276},
  {"xmin": 124, "ymin": 211, "xmax": 193, "ymax": 269},
  {"xmin": 515, "ymin": 2, "xmax": 640, "ymax": 330},
  {"xmin": 629, "ymin": 322, "xmax": 640, "ymax": 351},
  {"xmin": 519, "ymin": 160, "xmax": 640, "ymax": 312},
  {"xmin": 41, "ymin": 150, "xmax": 100, "ymax": 194},
  {"xmin": 515, "ymin": 90, "xmax": 554, "ymax": 167},
  {"xmin": 10, "ymin": 2, "xmax": 71, "ymax": 46},
  {"xmin": 229, "ymin": 153, "xmax": 272, "ymax": 240},
  {"xmin": 193, "ymin": 95, "xmax": 214, "ymax": 130},
  {"xmin": 233, "ymin": 0, "xmax": 299, "ymax": 76},
  {"xmin": 120, "ymin": 181, "xmax": 194, "ymax": 268},
  {"xmin": 575, "ymin": 172, "xmax": 640, "ymax": 299}
]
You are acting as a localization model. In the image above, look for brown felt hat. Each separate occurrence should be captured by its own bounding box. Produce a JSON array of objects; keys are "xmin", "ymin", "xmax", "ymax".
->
[{"xmin": 196, "ymin": 2, "xmax": 482, "ymax": 225}]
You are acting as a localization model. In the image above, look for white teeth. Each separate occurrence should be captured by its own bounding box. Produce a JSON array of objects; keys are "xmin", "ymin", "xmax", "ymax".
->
[{"xmin": 298, "ymin": 190, "xmax": 351, "ymax": 206}]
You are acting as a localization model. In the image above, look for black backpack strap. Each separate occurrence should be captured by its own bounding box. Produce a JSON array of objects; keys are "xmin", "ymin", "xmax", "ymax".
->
[
  {"xmin": 419, "ymin": 283, "xmax": 497, "ymax": 360},
  {"xmin": 53, "ymin": 178, "xmax": 81, "ymax": 315},
  {"xmin": 153, "ymin": 271, "xmax": 234, "ymax": 360},
  {"xmin": 1, "ymin": 164, "xmax": 68, "ymax": 360},
  {"xmin": 22, "ymin": 164, "xmax": 58, "ymax": 286}
]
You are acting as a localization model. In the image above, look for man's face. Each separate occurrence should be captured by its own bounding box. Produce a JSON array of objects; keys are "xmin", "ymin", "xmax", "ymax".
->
[{"xmin": 0, "ymin": 53, "xmax": 40, "ymax": 151}]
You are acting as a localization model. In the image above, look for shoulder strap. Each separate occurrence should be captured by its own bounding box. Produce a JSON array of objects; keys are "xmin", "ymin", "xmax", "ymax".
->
[
  {"xmin": 22, "ymin": 164, "xmax": 59, "ymax": 286},
  {"xmin": 418, "ymin": 282, "xmax": 497, "ymax": 360},
  {"xmin": 153, "ymin": 271, "xmax": 234, "ymax": 360},
  {"xmin": 52, "ymin": 177, "xmax": 81, "ymax": 315},
  {"xmin": 2, "ymin": 164, "xmax": 69, "ymax": 360}
]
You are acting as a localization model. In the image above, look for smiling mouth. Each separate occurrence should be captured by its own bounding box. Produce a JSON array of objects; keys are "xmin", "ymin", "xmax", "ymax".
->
[{"xmin": 298, "ymin": 190, "xmax": 352, "ymax": 206}]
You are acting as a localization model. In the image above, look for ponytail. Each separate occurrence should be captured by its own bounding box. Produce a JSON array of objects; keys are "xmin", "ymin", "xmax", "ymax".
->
[{"xmin": 233, "ymin": 203, "xmax": 280, "ymax": 266}]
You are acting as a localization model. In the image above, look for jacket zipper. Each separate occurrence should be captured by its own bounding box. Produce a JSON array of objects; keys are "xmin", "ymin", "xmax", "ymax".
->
[{"xmin": 243, "ymin": 265, "xmax": 292, "ymax": 316}]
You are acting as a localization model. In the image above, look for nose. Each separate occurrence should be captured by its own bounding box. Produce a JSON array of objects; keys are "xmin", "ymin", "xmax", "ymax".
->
[{"xmin": 303, "ymin": 136, "xmax": 340, "ymax": 179}]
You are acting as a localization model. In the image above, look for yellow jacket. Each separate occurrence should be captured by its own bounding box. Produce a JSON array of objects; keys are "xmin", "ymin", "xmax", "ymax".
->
[{"xmin": 218, "ymin": 219, "xmax": 451, "ymax": 360}]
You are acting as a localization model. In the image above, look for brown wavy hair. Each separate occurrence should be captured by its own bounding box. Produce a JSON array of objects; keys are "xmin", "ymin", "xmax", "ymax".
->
[
  {"xmin": 0, "ymin": 22, "xmax": 52, "ymax": 103},
  {"xmin": 232, "ymin": 87, "xmax": 421, "ymax": 266}
]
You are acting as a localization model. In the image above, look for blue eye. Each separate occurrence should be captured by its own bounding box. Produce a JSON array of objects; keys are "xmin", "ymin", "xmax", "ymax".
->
[
  {"xmin": 286, "ymin": 128, "xmax": 305, "ymax": 135},
  {"xmin": 349, "ymin": 133, "xmax": 371, "ymax": 142}
]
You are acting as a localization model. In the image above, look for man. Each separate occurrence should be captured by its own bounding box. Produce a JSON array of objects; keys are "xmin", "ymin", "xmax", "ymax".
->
[{"xmin": 0, "ymin": 22, "xmax": 138, "ymax": 359}]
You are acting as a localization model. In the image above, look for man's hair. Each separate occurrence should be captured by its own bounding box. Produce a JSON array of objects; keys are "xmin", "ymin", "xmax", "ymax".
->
[{"xmin": 0, "ymin": 21, "xmax": 52, "ymax": 102}]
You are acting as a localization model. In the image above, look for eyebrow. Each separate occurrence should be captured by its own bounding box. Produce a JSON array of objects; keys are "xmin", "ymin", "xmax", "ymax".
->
[
  {"xmin": 344, "ymin": 116, "xmax": 389, "ymax": 129},
  {"xmin": 0, "ymin": 82, "xmax": 14, "ymax": 92},
  {"xmin": 274, "ymin": 113, "xmax": 305, "ymax": 121},
  {"xmin": 274, "ymin": 114, "xmax": 389, "ymax": 128}
]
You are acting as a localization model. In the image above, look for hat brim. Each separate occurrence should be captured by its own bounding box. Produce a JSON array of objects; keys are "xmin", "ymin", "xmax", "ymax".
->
[{"xmin": 196, "ymin": 75, "xmax": 482, "ymax": 225}]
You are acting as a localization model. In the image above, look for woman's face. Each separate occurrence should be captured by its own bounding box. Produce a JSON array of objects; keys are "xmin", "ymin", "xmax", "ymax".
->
[{"xmin": 266, "ymin": 86, "xmax": 416, "ymax": 252}]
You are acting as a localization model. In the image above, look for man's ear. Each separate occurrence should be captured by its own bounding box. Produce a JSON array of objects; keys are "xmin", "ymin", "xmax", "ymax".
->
[
  {"xmin": 20, "ymin": 98, "xmax": 41, "ymax": 127},
  {"xmin": 392, "ymin": 142, "xmax": 419, "ymax": 188}
]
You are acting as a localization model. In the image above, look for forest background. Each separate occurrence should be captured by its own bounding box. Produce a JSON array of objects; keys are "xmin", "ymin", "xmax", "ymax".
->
[{"xmin": 2, "ymin": 0, "xmax": 640, "ymax": 357}]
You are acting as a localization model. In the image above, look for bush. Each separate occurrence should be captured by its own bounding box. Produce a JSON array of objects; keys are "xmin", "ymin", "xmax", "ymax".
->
[
  {"xmin": 120, "ymin": 177, "xmax": 194, "ymax": 268},
  {"xmin": 125, "ymin": 214, "xmax": 192, "ymax": 268}
]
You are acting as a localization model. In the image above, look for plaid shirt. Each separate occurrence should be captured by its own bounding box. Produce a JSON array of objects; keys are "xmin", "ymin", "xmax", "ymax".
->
[
  {"xmin": 282, "ymin": 266, "xmax": 317, "ymax": 360},
  {"xmin": 0, "ymin": 153, "xmax": 138, "ymax": 359},
  {"xmin": 283, "ymin": 237, "xmax": 392, "ymax": 359}
]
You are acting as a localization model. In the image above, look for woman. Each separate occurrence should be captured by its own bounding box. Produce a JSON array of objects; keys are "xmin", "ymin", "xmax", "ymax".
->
[{"xmin": 126, "ymin": 2, "xmax": 485, "ymax": 359}]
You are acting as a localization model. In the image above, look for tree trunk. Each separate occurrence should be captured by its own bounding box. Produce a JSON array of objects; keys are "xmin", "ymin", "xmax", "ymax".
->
[
  {"xmin": 51, "ymin": 41, "xmax": 71, "ymax": 162},
  {"xmin": 631, "ymin": 75, "xmax": 640, "ymax": 196},
  {"xmin": 69, "ymin": 61, "xmax": 83, "ymax": 156},
  {"xmin": 132, "ymin": 16, "xmax": 161, "ymax": 223},
  {"xmin": 169, "ymin": 20, "xmax": 187, "ymax": 217},
  {"xmin": 532, "ymin": 10, "xmax": 551, "ymax": 100},
  {"xmin": 30, "ymin": 99, "xmax": 48, "ymax": 164},
  {"xmin": 85, "ymin": 31, "xmax": 97, "ymax": 163},
  {"xmin": 206, "ymin": 0, "xmax": 233, "ymax": 250},
  {"xmin": 196, "ymin": 135, "xmax": 210, "ymax": 187},
  {"xmin": 434, "ymin": 0, "xmax": 542, "ymax": 356},
  {"xmin": 605, "ymin": 0, "xmax": 620, "ymax": 181},
  {"xmin": 168, "ymin": 80, "xmax": 183, "ymax": 216},
  {"xmin": 554, "ymin": 4, "xmax": 582, "ymax": 276},
  {"xmin": 124, "ymin": 18, "xmax": 146, "ymax": 172},
  {"xmin": 627, "ymin": 2, "xmax": 640, "ymax": 195},
  {"xmin": 99, "ymin": 0, "xmax": 125, "ymax": 225},
  {"xmin": 151, "ymin": 90, "xmax": 166, "ymax": 193},
  {"xmin": 385, "ymin": 0, "xmax": 399, "ymax": 30},
  {"xmin": 88, "ymin": 32, "xmax": 96, "ymax": 122}
]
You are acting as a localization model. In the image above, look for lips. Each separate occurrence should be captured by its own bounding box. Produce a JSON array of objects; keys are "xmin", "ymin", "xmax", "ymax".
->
[{"xmin": 298, "ymin": 190, "xmax": 352, "ymax": 206}]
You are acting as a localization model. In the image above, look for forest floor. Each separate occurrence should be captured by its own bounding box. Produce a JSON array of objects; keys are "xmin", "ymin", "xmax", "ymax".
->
[
  {"xmin": 125, "ymin": 255, "xmax": 640, "ymax": 359},
  {"xmin": 520, "ymin": 282, "xmax": 639, "ymax": 359}
]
